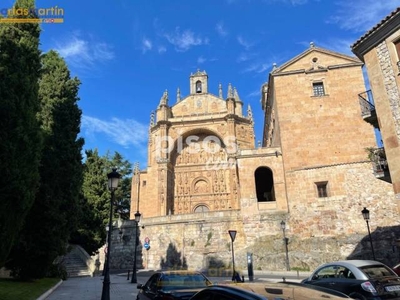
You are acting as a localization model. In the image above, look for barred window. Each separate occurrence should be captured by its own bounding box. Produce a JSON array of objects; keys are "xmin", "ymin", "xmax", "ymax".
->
[
  {"xmin": 316, "ymin": 181, "xmax": 328, "ymax": 198},
  {"xmin": 313, "ymin": 82, "xmax": 325, "ymax": 96}
]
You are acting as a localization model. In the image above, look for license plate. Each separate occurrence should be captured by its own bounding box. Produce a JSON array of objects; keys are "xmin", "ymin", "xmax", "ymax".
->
[{"xmin": 386, "ymin": 285, "xmax": 400, "ymax": 292}]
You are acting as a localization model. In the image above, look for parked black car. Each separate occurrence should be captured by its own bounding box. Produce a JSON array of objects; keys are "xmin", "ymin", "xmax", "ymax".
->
[
  {"xmin": 136, "ymin": 270, "xmax": 213, "ymax": 300},
  {"xmin": 190, "ymin": 285, "xmax": 268, "ymax": 300},
  {"xmin": 302, "ymin": 260, "xmax": 400, "ymax": 300}
]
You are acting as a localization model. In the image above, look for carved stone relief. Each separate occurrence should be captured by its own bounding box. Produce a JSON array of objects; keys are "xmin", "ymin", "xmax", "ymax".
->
[{"xmin": 193, "ymin": 179, "xmax": 208, "ymax": 194}]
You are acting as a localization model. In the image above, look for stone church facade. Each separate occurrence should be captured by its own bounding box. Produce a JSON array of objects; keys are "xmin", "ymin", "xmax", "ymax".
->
[{"xmin": 122, "ymin": 45, "xmax": 399, "ymax": 273}]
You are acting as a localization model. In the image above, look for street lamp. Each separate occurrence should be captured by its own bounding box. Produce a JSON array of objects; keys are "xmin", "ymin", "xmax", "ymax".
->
[
  {"xmin": 228, "ymin": 230, "xmax": 237, "ymax": 281},
  {"xmin": 101, "ymin": 168, "xmax": 121, "ymax": 300},
  {"xmin": 131, "ymin": 162, "xmax": 141, "ymax": 283},
  {"xmin": 102, "ymin": 225, "xmax": 110, "ymax": 276},
  {"xmin": 361, "ymin": 207, "xmax": 376, "ymax": 260},
  {"xmin": 280, "ymin": 221, "xmax": 290, "ymax": 271},
  {"xmin": 131, "ymin": 211, "xmax": 141, "ymax": 283},
  {"xmin": 396, "ymin": 239, "xmax": 400, "ymax": 261}
]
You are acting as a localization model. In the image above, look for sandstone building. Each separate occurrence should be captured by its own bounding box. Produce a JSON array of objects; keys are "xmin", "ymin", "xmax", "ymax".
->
[
  {"xmin": 121, "ymin": 44, "xmax": 398, "ymax": 273},
  {"xmin": 351, "ymin": 8, "xmax": 400, "ymax": 204}
]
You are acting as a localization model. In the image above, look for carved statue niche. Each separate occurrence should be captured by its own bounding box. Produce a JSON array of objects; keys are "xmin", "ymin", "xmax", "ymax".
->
[{"xmin": 194, "ymin": 179, "xmax": 208, "ymax": 194}]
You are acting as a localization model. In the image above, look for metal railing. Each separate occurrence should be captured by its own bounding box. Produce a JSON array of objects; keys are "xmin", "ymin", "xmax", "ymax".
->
[
  {"xmin": 370, "ymin": 147, "xmax": 389, "ymax": 177},
  {"xmin": 358, "ymin": 90, "xmax": 375, "ymax": 118}
]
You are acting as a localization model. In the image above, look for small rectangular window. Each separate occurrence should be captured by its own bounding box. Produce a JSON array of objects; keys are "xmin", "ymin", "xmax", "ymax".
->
[
  {"xmin": 313, "ymin": 82, "xmax": 325, "ymax": 96},
  {"xmin": 395, "ymin": 40, "xmax": 400, "ymax": 74},
  {"xmin": 142, "ymin": 180, "xmax": 146, "ymax": 187},
  {"xmin": 315, "ymin": 181, "xmax": 328, "ymax": 198},
  {"xmin": 395, "ymin": 39, "xmax": 400, "ymax": 59}
]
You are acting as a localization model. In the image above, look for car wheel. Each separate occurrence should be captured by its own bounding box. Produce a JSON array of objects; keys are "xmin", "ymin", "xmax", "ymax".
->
[{"xmin": 349, "ymin": 292, "xmax": 367, "ymax": 300}]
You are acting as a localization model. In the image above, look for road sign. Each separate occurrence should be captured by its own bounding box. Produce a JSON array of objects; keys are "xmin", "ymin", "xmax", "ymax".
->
[
  {"xmin": 144, "ymin": 237, "xmax": 150, "ymax": 243},
  {"xmin": 144, "ymin": 242, "xmax": 150, "ymax": 250}
]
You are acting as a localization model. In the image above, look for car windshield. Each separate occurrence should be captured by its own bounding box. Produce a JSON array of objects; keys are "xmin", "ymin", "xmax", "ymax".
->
[
  {"xmin": 160, "ymin": 274, "xmax": 212, "ymax": 290},
  {"xmin": 360, "ymin": 265, "xmax": 395, "ymax": 278}
]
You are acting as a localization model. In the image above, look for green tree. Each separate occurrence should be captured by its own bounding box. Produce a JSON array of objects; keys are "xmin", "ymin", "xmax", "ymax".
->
[
  {"xmin": 0, "ymin": 0, "xmax": 42, "ymax": 268},
  {"xmin": 6, "ymin": 50, "xmax": 84, "ymax": 279},
  {"xmin": 106, "ymin": 151, "xmax": 132, "ymax": 220},
  {"xmin": 71, "ymin": 150, "xmax": 132, "ymax": 255},
  {"xmin": 71, "ymin": 149, "xmax": 109, "ymax": 254}
]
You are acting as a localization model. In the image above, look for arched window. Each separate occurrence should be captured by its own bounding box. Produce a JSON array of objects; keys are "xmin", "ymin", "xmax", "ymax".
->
[
  {"xmin": 196, "ymin": 80, "xmax": 202, "ymax": 93},
  {"xmin": 254, "ymin": 167, "xmax": 275, "ymax": 202},
  {"xmin": 194, "ymin": 205, "xmax": 209, "ymax": 213}
]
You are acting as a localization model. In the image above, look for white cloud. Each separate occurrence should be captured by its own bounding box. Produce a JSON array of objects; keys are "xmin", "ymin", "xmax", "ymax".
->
[
  {"xmin": 158, "ymin": 46, "xmax": 167, "ymax": 53},
  {"xmin": 329, "ymin": 0, "xmax": 400, "ymax": 32},
  {"xmin": 264, "ymin": 0, "xmax": 309, "ymax": 5},
  {"xmin": 197, "ymin": 56, "xmax": 206, "ymax": 64},
  {"xmin": 245, "ymin": 63, "xmax": 272, "ymax": 73},
  {"xmin": 93, "ymin": 43, "xmax": 114, "ymax": 60},
  {"xmin": 247, "ymin": 89, "xmax": 261, "ymax": 97},
  {"xmin": 298, "ymin": 39, "xmax": 356, "ymax": 56},
  {"xmin": 82, "ymin": 116, "xmax": 148, "ymax": 148},
  {"xmin": 289, "ymin": 0, "xmax": 308, "ymax": 5},
  {"xmin": 237, "ymin": 52, "xmax": 255, "ymax": 63},
  {"xmin": 237, "ymin": 35, "xmax": 253, "ymax": 50},
  {"xmin": 141, "ymin": 38, "xmax": 153, "ymax": 53},
  {"xmin": 197, "ymin": 56, "xmax": 218, "ymax": 64},
  {"xmin": 243, "ymin": 62, "xmax": 271, "ymax": 74},
  {"xmin": 55, "ymin": 33, "xmax": 114, "ymax": 70},
  {"xmin": 216, "ymin": 21, "xmax": 228, "ymax": 37},
  {"xmin": 164, "ymin": 27, "xmax": 206, "ymax": 52}
]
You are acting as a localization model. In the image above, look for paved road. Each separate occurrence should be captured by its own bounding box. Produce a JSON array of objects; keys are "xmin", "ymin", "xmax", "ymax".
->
[{"xmin": 42, "ymin": 271, "xmax": 308, "ymax": 299}]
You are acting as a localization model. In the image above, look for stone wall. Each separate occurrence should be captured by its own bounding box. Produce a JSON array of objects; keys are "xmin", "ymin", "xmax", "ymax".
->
[
  {"xmin": 363, "ymin": 29, "xmax": 400, "ymax": 198},
  {"xmin": 112, "ymin": 165, "xmax": 400, "ymax": 273}
]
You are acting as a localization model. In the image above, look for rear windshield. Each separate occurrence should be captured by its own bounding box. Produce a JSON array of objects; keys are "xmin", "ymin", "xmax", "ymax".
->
[
  {"xmin": 159, "ymin": 274, "xmax": 212, "ymax": 290},
  {"xmin": 360, "ymin": 265, "xmax": 395, "ymax": 278}
]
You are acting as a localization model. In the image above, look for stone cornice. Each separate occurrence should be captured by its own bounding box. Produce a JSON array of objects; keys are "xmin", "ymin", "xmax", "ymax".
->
[
  {"xmin": 351, "ymin": 10, "xmax": 400, "ymax": 60},
  {"xmin": 289, "ymin": 160, "xmax": 370, "ymax": 172}
]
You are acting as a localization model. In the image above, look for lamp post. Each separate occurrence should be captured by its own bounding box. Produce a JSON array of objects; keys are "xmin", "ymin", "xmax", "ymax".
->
[
  {"xmin": 131, "ymin": 162, "xmax": 141, "ymax": 283},
  {"xmin": 228, "ymin": 230, "xmax": 237, "ymax": 281},
  {"xmin": 280, "ymin": 221, "xmax": 290, "ymax": 271},
  {"xmin": 101, "ymin": 168, "xmax": 121, "ymax": 300},
  {"xmin": 131, "ymin": 211, "xmax": 141, "ymax": 283},
  {"xmin": 102, "ymin": 225, "xmax": 110, "ymax": 276},
  {"xmin": 361, "ymin": 207, "xmax": 376, "ymax": 260},
  {"xmin": 396, "ymin": 239, "xmax": 400, "ymax": 261}
]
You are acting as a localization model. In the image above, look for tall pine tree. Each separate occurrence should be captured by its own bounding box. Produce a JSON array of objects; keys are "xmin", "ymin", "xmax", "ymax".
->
[
  {"xmin": 71, "ymin": 150, "xmax": 132, "ymax": 255},
  {"xmin": 71, "ymin": 149, "xmax": 109, "ymax": 255},
  {"xmin": 0, "ymin": 0, "xmax": 42, "ymax": 268},
  {"xmin": 6, "ymin": 50, "xmax": 84, "ymax": 279},
  {"xmin": 106, "ymin": 151, "xmax": 132, "ymax": 220}
]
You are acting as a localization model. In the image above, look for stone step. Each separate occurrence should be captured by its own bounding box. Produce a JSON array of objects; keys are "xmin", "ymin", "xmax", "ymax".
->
[
  {"xmin": 68, "ymin": 270, "xmax": 92, "ymax": 278},
  {"xmin": 61, "ymin": 247, "xmax": 93, "ymax": 278}
]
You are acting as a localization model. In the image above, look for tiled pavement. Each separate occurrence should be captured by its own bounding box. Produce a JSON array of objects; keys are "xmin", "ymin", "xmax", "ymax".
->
[{"xmin": 43, "ymin": 274, "xmax": 141, "ymax": 300}]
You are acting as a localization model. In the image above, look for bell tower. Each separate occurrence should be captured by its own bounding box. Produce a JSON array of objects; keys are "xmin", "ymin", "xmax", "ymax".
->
[{"xmin": 190, "ymin": 70, "xmax": 208, "ymax": 94}]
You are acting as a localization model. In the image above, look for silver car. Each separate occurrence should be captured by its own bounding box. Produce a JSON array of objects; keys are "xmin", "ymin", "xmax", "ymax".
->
[{"xmin": 302, "ymin": 260, "xmax": 400, "ymax": 300}]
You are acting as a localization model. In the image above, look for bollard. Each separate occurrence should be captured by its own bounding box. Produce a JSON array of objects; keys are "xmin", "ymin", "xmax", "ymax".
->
[
  {"xmin": 127, "ymin": 270, "xmax": 130, "ymax": 280},
  {"xmin": 247, "ymin": 252, "xmax": 254, "ymax": 282}
]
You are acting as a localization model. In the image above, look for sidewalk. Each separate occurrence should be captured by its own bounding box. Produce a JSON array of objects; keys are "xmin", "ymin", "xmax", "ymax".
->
[
  {"xmin": 40, "ymin": 269, "xmax": 310, "ymax": 299},
  {"xmin": 43, "ymin": 274, "xmax": 139, "ymax": 300}
]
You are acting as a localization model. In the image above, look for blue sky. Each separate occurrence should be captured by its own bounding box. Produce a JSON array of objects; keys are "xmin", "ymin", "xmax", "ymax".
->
[{"xmin": 3, "ymin": 0, "xmax": 399, "ymax": 167}]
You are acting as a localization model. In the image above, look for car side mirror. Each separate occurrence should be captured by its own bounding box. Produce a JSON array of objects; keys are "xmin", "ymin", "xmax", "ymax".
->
[{"xmin": 137, "ymin": 284, "xmax": 143, "ymax": 289}]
